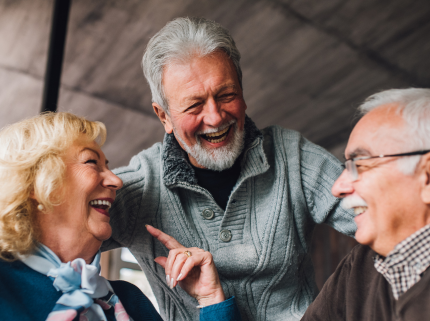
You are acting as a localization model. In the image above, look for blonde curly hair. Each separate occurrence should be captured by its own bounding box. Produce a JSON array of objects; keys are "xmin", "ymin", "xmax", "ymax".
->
[{"xmin": 0, "ymin": 112, "xmax": 106, "ymax": 260}]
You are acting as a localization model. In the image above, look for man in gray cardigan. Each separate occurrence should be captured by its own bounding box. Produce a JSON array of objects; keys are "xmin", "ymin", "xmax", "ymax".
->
[
  {"xmin": 103, "ymin": 17, "xmax": 355, "ymax": 321},
  {"xmin": 302, "ymin": 88, "xmax": 430, "ymax": 320}
]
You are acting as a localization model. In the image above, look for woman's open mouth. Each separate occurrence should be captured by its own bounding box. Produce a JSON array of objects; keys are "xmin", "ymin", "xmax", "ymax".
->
[
  {"xmin": 200, "ymin": 125, "xmax": 231, "ymax": 143},
  {"xmin": 90, "ymin": 198, "xmax": 113, "ymax": 217}
]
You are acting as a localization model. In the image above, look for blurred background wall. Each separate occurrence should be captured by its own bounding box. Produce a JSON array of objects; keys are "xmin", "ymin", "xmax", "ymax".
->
[{"xmin": 1, "ymin": 0, "xmax": 429, "ymax": 302}]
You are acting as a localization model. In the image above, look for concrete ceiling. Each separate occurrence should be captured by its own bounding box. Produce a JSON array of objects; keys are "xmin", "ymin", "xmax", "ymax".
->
[{"xmin": 1, "ymin": 0, "xmax": 429, "ymax": 167}]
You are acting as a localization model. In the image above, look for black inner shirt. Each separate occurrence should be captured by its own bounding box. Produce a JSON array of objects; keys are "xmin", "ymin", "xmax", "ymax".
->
[{"xmin": 192, "ymin": 158, "xmax": 242, "ymax": 211}]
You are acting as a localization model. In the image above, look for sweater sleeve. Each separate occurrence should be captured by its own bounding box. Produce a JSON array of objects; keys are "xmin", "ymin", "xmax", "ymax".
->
[
  {"xmin": 301, "ymin": 246, "xmax": 356, "ymax": 320},
  {"xmin": 111, "ymin": 281, "xmax": 242, "ymax": 321},
  {"xmin": 199, "ymin": 297, "xmax": 242, "ymax": 321},
  {"xmin": 299, "ymin": 136, "xmax": 356, "ymax": 237}
]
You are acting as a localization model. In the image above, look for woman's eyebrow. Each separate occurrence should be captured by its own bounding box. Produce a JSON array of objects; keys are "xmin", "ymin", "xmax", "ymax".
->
[
  {"xmin": 80, "ymin": 147, "xmax": 100, "ymax": 159},
  {"xmin": 80, "ymin": 147, "xmax": 109, "ymax": 166}
]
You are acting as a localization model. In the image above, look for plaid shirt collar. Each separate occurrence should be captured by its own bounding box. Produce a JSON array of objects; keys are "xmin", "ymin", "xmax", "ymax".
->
[{"xmin": 374, "ymin": 224, "xmax": 430, "ymax": 300}]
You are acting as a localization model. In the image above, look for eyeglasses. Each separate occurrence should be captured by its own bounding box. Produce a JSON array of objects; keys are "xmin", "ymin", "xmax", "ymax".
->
[{"xmin": 344, "ymin": 150, "xmax": 430, "ymax": 181}]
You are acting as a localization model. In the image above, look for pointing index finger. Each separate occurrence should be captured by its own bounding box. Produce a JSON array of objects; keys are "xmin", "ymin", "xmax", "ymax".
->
[{"xmin": 146, "ymin": 224, "xmax": 184, "ymax": 250}]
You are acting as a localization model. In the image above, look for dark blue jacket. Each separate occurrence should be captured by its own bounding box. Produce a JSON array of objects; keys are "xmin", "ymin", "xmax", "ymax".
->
[{"xmin": 0, "ymin": 259, "xmax": 241, "ymax": 321}]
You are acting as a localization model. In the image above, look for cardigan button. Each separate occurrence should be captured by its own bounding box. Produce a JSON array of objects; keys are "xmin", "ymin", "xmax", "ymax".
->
[
  {"xmin": 219, "ymin": 229, "xmax": 232, "ymax": 242},
  {"xmin": 202, "ymin": 209, "xmax": 215, "ymax": 220}
]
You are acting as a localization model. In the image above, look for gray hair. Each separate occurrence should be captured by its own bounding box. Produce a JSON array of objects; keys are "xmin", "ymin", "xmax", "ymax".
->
[
  {"xmin": 142, "ymin": 17, "xmax": 242, "ymax": 112},
  {"xmin": 359, "ymin": 88, "xmax": 430, "ymax": 174}
]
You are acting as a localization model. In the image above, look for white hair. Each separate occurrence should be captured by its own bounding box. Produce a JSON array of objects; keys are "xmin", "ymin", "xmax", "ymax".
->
[
  {"xmin": 359, "ymin": 88, "xmax": 430, "ymax": 174},
  {"xmin": 142, "ymin": 17, "xmax": 242, "ymax": 112}
]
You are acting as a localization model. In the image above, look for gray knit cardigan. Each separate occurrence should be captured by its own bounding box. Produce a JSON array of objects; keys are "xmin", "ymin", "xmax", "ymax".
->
[{"xmin": 102, "ymin": 116, "xmax": 356, "ymax": 321}]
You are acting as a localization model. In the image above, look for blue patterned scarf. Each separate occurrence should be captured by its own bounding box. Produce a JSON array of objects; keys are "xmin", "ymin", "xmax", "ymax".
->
[{"xmin": 18, "ymin": 244, "xmax": 133, "ymax": 321}]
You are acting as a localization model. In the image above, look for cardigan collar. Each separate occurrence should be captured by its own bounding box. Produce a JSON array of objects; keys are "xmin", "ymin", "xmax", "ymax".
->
[{"xmin": 162, "ymin": 115, "xmax": 263, "ymax": 187}]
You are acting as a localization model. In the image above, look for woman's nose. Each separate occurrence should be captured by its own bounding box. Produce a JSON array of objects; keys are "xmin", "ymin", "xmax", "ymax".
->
[{"xmin": 103, "ymin": 170, "xmax": 123, "ymax": 190}]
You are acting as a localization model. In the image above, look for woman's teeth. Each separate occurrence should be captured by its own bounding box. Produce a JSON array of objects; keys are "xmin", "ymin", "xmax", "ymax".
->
[
  {"xmin": 90, "ymin": 200, "xmax": 112, "ymax": 209},
  {"xmin": 354, "ymin": 206, "xmax": 367, "ymax": 215},
  {"xmin": 202, "ymin": 126, "xmax": 230, "ymax": 143}
]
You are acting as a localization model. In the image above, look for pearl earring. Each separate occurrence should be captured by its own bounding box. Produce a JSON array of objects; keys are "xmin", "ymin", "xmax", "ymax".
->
[{"xmin": 37, "ymin": 204, "xmax": 44, "ymax": 211}]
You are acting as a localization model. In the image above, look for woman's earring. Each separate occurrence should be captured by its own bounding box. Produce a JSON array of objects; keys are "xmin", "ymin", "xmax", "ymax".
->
[{"xmin": 37, "ymin": 204, "xmax": 44, "ymax": 211}]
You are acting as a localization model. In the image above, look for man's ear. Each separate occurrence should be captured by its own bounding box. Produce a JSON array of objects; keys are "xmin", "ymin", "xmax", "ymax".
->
[
  {"xmin": 420, "ymin": 153, "xmax": 430, "ymax": 204},
  {"xmin": 153, "ymin": 103, "xmax": 173, "ymax": 134}
]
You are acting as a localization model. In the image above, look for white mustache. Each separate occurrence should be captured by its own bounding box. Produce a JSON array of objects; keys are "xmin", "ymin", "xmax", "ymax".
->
[
  {"xmin": 341, "ymin": 195, "xmax": 368, "ymax": 210},
  {"xmin": 196, "ymin": 119, "xmax": 235, "ymax": 135}
]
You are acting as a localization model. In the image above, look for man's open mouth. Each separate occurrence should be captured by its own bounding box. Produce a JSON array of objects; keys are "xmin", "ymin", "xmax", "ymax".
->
[
  {"xmin": 200, "ymin": 125, "xmax": 231, "ymax": 143},
  {"xmin": 354, "ymin": 206, "xmax": 367, "ymax": 216}
]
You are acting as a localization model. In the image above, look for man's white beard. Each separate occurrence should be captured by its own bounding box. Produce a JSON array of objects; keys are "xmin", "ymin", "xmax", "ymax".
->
[{"xmin": 174, "ymin": 121, "xmax": 245, "ymax": 171}]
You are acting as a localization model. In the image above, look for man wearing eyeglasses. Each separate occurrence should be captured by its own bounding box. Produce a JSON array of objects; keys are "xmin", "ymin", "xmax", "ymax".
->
[{"xmin": 302, "ymin": 88, "xmax": 430, "ymax": 321}]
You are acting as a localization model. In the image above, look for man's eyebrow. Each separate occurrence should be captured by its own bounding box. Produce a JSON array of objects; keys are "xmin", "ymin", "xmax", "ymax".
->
[
  {"xmin": 180, "ymin": 84, "xmax": 239, "ymax": 109},
  {"xmin": 183, "ymin": 95, "xmax": 203, "ymax": 103},
  {"xmin": 218, "ymin": 84, "xmax": 238, "ymax": 91},
  {"xmin": 181, "ymin": 84, "xmax": 238, "ymax": 103},
  {"xmin": 347, "ymin": 148, "xmax": 371, "ymax": 159},
  {"xmin": 215, "ymin": 84, "xmax": 239, "ymax": 95}
]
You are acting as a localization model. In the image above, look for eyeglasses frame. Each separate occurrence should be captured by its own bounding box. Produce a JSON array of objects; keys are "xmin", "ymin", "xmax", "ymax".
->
[{"xmin": 344, "ymin": 150, "xmax": 430, "ymax": 181}]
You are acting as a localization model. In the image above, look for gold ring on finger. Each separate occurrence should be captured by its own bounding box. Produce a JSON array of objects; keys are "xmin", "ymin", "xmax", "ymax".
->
[{"xmin": 183, "ymin": 250, "xmax": 192, "ymax": 257}]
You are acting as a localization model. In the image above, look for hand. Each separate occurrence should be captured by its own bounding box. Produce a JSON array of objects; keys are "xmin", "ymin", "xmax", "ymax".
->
[{"xmin": 146, "ymin": 225, "xmax": 226, "ymax": 307}]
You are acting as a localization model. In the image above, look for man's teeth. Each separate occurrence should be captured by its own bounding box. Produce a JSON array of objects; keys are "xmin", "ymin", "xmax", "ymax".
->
[
  {"xmin": 90, "ymin": 200, "xmax": 112, "ymax": 208},
  {"xmin": 354, "ymin": 206, "xmax": 367, "ymax": 215},
  {"xmin": 205, "ymin": 126, "xmax": 229, "ymax": 137},
  {"xmin": 203, "ymin": 126, "xmax": 230, "ymax": 143},
  {"xmin": 207, "ymin": 136, "xmax": 227, "ymax": 143}
]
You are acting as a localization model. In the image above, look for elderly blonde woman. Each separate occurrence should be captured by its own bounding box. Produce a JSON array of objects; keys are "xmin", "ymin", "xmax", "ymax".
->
[{"xmin": 0, "ymin": 112, "xmax": 241, "ymax": 321}]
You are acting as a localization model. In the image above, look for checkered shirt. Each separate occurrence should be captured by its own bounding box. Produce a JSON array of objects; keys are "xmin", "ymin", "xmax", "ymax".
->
[{"xmin": 374, "ymin": 224, "xmax": 430, "ymax": 300}]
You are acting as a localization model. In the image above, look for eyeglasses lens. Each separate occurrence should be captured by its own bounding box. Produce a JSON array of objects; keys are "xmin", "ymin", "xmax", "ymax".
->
[{"xmin": 345, "ymin": 160, "xmax": 358, "ymax": 181}]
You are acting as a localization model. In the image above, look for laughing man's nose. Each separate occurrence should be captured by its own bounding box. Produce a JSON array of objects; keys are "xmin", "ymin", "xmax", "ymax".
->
[
  {"xmin": 332, "ymin": 170, "xmax": 355, "ymax": 198},
  {"xmin": 203, "ymin": 98, "xmax": 223, "ymax": 127}
]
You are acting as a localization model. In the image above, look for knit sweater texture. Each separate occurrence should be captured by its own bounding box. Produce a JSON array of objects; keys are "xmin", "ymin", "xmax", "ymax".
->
[{"xmin": 103, "ymin": 116, "xmax": 356, "ymax": 321}]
